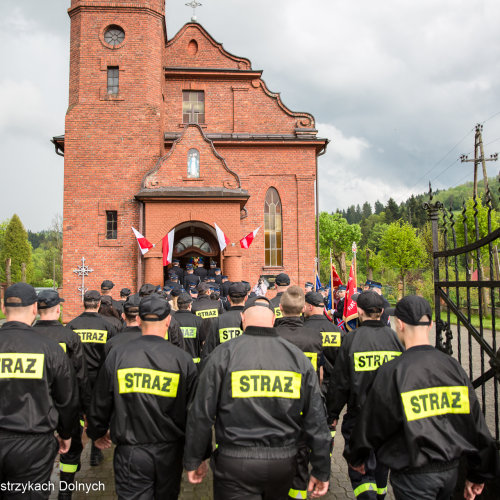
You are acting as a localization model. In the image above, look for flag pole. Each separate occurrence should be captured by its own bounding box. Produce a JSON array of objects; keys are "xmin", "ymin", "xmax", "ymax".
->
[
  {"xmin": 329, "ymin": 248, "xmax": 334, "ymax": 310},
  {"xmin": 352, "ymin": 242, "xmax": 357, "ymax": 289}
]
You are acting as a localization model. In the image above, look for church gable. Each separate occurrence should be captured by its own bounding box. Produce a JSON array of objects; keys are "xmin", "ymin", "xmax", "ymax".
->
[
  {"xmin": 142, "ymin": 124, "xmax": 239, "ymax": 189},
  {"xmin": 165, "ymin": 23, "xmax": 251, "ymax": 70}
]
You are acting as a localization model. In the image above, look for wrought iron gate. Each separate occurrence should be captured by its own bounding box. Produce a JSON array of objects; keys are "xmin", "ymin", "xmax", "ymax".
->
[{"xmin": 424, "ymin": 187, "xmax": 500, "ymax": 446}]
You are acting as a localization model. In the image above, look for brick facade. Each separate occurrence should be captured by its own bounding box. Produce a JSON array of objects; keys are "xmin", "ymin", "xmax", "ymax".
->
[{"xmin": 58, "ymin": 0, "xmax": 327, "ymax": 320}]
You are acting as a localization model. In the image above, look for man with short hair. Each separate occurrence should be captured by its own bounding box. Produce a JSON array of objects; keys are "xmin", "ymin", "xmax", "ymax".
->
[
  {"xmin": 327, "ymin": 291, "xmax": 404, "ymax": 499},
  {"xmin": 269, "ymin": 272, "xmax": 291, "ymax": 323},
  {"xmin": 87, "ymin": 295, "xmax": 198, "ymax": 499},
  {"xmin": 346, "ymin": 296, "xmax": 500, "ymax": 500},
  {"xmin": 171, "ymin": 258, "xmax": 184, "ymax": 282},
  {"xmin": 184, "ymin": 299, "xmax": 331, "ymax": 499},
  {"xmin": 34, "ymin": 290, "xmax": 89, "ymax": 499},
  {"xmin": 105, "ymin": 294, "xmax": 142, "ymax": 356},
  {"xmin": 191, "ymin": 282, "xmax": 223, "ymax": 324},
  {"xmin": 0, "ymin": 283, "xmax": 78, "ymax": 499},
  {"xmin": 100, "ymin": 279, "xmax": 123, "ymax": 314},
  {"xmin": 173, "ymin": 292, "xmax": 204, "ymax": 366},
  {"xmin": 183, "ymin": 264, "xmax": 201, "ymax": 290}
]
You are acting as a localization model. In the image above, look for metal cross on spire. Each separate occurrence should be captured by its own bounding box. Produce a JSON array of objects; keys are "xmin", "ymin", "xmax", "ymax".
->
[
  {"xmin": 73, "ymin": 257, "xmax": 94, "ymax": 302},
  {"xmin": 185, "ymin": 0, "xmax": 202, "ymax": 22}
]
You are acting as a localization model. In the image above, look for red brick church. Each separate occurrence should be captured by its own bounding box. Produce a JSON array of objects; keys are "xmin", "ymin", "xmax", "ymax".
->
[{"xmin": 53, "ymin": 0, "xmax": 328, "ymax": 319}]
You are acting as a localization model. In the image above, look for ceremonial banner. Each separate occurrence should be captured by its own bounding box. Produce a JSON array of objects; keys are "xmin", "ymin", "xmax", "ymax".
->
[
  {"xmin": 162, "ymin": 229, "xmax": 175, "ymax": 266},
  {"xmin": 240, "ymin": 226, "xmax": 260, "ymax": 249},
  {"xmin": 132, "ymin": 227, "xmax": 153, "ymax": 255},
  {"xmin": 215, "ymin": 223, "xmax": 230, "ymax": 251},
  {"xmin": 343, "ymin": 261, "xmax": 358, "ymax": 331},
  {"xmin": 315, "ymin": 273, "xmax": 322, "ymax": 291}
]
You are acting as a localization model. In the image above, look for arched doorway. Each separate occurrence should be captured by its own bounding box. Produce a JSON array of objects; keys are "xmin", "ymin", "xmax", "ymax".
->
[{"xmin": 164, "ymin": 221, "xmax": 220, "ymax": 282}]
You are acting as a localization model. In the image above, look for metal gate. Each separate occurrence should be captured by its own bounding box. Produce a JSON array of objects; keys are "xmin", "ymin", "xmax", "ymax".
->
[{"xmin": 424, "ymin": 187, "xmax": 500, "ymax": 446}]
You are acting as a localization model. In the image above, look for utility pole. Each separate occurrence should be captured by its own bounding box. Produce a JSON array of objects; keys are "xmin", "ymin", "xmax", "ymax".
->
[{"xmin": 460, "ymin": 124, "xmax": 498, "ymax": 198}]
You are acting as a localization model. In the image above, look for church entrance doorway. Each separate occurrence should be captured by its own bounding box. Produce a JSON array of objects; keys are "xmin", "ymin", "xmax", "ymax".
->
[{"xmin": 164, "ymin": 221, "xmax": 220, "ymax": 283}]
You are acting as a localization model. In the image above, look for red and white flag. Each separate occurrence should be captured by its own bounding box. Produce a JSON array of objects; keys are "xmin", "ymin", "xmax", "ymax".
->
[
  {"xmin": 132, "ymin": 227, "xmax": 153, "ymax": 255},
  {"xmin": 162, "ymin": 229, "xmax": 175, "ymax": 266},
  {"xmin": 240, "ymin": 226, "xmax": 261, "ymax": 249},
  {"xmin": 214, "ymin": 223, "xmax": 230, "ymax": 252},
  {"xmin": 343, "ymin": 262, "xmax": 358, "ymax": 330}
]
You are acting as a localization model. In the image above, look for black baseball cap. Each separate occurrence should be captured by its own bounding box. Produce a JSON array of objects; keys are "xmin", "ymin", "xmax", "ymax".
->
[
  {"xmin": 37, "ymin": 289, "xmax": 65, "ymax": 309},
  {"xmin": 354, "ymin": 291, "xmax": 385, "ymax": 311},
  {"xmin": 139, "ymin": 283, "xmax": 156, "ymax": 297},
  {"xmin": 305, "ymin": 282, "xmax": 314, "ymax": 288},
  {"xmin": 123, "ymin": 294, "xmax": 141, "ymax": 313},
  {"xmin": 120, "ymin": 288, "xmax": 131, "ymax": 297},
  {"xmin": 275, "ymin": 273, "xmax": 290, "ymax": 286},
  {"xmin": 84, "ymin": 290, "xmax": 101, "ymax": 301},
  {"xmin": 228, "ymin": 282, "xmax": 247, "ymax": 298},
  {"xmin": 4, "ymin": 283, "xmax": 38, "ymax": 307},
  {"xmin": 177, "ymin": 292, "xmax": 193, "ymax": 305},
  {"xmin": 243, "ymin": 296, "xmax": 272, "ymax": 312},
  {"xmin": 305, "ymin": 291, "xmax": 324, "ymax": 307},
  {"xmin": 197, "ymin": 282, "xmax": 210, "ymax": 293},
  {"xmin": 101, "ymin": 280, "xmax": 114, "ymax": 290},
  {"xmin": 369, "ymin": 281, "xmax": 382, "ymax": 290},
  {"xmin": 387, "ymin": 296, "xmax": 432, "ymax": 326},
  {"xmin": 139, "ymin": 295, "xmax": 171, "ymax": 321}
]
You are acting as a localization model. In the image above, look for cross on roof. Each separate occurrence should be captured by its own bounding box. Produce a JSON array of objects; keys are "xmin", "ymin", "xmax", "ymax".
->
[{"xmin": 185, "ymin": 1, "xmax": 202, "ymax": 22}]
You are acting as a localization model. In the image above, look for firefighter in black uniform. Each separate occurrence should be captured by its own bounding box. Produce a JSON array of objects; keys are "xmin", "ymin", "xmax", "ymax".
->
[
  {"xmin": 194, "ymin": 257, "xmax": 208, "ymax": 279},
  {"xmin": 191, "ymin": 283, "xmax": 223, "ymax": 324},
  {"xmin": 327, "ymin": 291, "xmax": 404, "ymax": 499},
  {"xmin": 104, "ymin": 294, "xmax": 142, "ymax": 357},
  {"xmin": 0, "ymin": 283, "xmax": 78, "ymax": 499},
  {"xmin": 67, "ymin": 289, "xmax": 115, "ymax": 466},
  {"xmin": 201, "ymin": 282, "xmax": 248, "ymax": 358},
  {"xmin": 100, "ymin": 279, "xmax": 123, "ymax": 315},
  {"xmin": 171, "ymin": 259, "xmax": 184, "ymax": 282},
  {"xmin": 368, "ymin": 281, "xmax": 391, "ymax": 326},
  {"xmin": 116, "ymin": 288, "xmax": 131, "ymax": 314},
  {"xmin": 207, "ymin": 260, "xmax": 217, "ymax": 277},
  {"xmin": 34, "ymin": 290, "xmax": 90, "ymax": 499},
  {"xmin": 87, "ymin": 294, "xmax": 198, "ymax": 500},
  {"xmin": 275, "ymin": 286, "xmax": 324, "ymax": 500},
  {"xmin": 346, "ymin": 296, "xmax": 500, "ymax": 499},
  {"xmin": 183, "ymin": 264, "xmax": 201, "ymax": 290},
  {"xmin": 269, "ymin": 272, "xmax": 291, "ymax": 323},
  {"xmin": 333, "ymin": 285, "xmax": 346, "ymax": 328},
  {"xmin": 165, "ymin": 272, "xmax": 182, "ymax": 291},
  {"xmin": 184, "ymin": 299, "xmax": 331, "ymax": 499},
  {"xmin": 303, "ymin": 291, "xmax": 343, "ymax": 391},
  {"xmin": 172, "ymin": 292, "xmax": 204, "ymax": 366}
]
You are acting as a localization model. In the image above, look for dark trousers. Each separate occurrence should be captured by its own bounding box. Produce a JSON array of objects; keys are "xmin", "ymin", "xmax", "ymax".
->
[
  {"xmin": 287, "ymin": 438, "xmax": 309, "ymax": 499},
  {"xmin": 342, "ymin": 415, "xmax": 388, "ymax": 499},
  {"xmin": 113, "ymin": 441, "xmax": 183, "ymax": 500},
  {"xmin": 213, "ymin": 452, "xmax": 297, "ymax": 500},
  {"xmin": 0, "ymin": 431, "xmax": 58, "ymax": 499},
  {"xmin": 59, "ymin": 419, "xmax": 84, "ymax": 474},
  {"xmin": 391, "ymin": 466, "xmax": 459, "ymax": 500}
]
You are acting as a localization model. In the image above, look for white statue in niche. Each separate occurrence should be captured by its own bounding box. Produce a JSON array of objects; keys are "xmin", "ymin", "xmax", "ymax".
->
[{"xmin": 187, "ymin": 149, "xmax": 200, "ymax": 178}]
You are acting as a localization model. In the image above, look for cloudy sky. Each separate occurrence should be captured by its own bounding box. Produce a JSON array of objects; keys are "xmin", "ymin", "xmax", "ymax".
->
[{"xmin": 1, "ymin": 0, "xmax": 499, "ymax": 231}]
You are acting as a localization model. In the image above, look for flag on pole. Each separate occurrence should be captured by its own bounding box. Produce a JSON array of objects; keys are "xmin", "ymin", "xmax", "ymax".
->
[
  {"xmin": 331, "ymin": 263, "xmax": 342, "ymax": 288},
  {"xmin": 214, "ymin": 223, "xmax": 230, "ymax": 251},
  {"xmin": 162, "ymin": 229, "xmax": 175, "ymax": 266},
  {"xmin": 315, "ymin": 273, "xmax": 322, "ymax": 291},
  {"xmin": 240, "ymin": 226, "xmax": 260, "ymax": 249},
  {"xmin": 343, "ymin": 261, "xmax": 358, "ymax": 331},
  {"xmin": 131, "ymin": 227, "xmax": 153, "ymax": 255}
]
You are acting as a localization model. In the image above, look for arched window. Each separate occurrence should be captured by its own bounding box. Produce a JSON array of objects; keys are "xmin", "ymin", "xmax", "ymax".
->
[{"xmin": 264, "ymin": 187, "xmax": 283, "ymax": 266}]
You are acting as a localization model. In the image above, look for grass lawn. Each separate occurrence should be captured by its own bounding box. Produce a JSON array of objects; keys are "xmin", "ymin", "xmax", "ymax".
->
[{"xmin": 445, "ymin": 312, "xmax": 496, "ymax": 331}]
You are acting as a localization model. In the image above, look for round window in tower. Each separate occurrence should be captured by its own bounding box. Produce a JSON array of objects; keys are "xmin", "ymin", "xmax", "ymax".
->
[{"xmin": 104, "ymin": 26, "xmax": 125, "ymax": 47}]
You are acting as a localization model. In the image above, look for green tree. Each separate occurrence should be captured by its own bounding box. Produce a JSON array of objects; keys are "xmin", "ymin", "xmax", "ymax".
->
[
  {"xmin": 380, "ymin": 221, "xmax": 426, "ymax": 296},
  {"xmin": 0, "ymin": 214, "xmax": 33, "ymax": 283},
  {"xmin": 385, "ymin": 198, "xmax": 401, "ymax": 223},
  {"xmin": 319, "ymin": 212, "xmax": 361, "ymax": 283},
  {"xmin": 374, "ymin": 200, "xmax": 384, "ymax": 215},
  {"xmin": 362, "ymin": 202, "xmax": 372, "ymax": 219}
]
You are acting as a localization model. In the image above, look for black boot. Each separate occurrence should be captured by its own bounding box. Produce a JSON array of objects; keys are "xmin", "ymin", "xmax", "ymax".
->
[
  {"xmin": 58, "ymin": 471, "xmax": 75, "ymax": 500},
  {"xmin": 90, "ymin": 443, "xmax": 104, "ymax": 466}
]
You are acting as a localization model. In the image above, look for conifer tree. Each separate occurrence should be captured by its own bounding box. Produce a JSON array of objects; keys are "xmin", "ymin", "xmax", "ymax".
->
[{"xmin": 0, "ymin": 214, "xmax": 33, "ymax": 283}]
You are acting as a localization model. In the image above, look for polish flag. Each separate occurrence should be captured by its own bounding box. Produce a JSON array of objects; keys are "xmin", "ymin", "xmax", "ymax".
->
[
  {"xmin": 240, "ymin": 226, "xmax": 261, "ymax": 249},
  {"xmin": 214, "ymin": 223, "xmax": 230, "ymax": 252},
  {"xmin": 132, "ymin": 227, "xmax": 153, "ymax": 255},
  {"xmin": 162, "ymin": 229, "xmax": 175, "ymax": 266}
]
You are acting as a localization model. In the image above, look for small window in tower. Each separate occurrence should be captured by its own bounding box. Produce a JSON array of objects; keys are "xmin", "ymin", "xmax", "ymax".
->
[
  {"xmin": 107, "ymin": 67, "xmax": 119, "ymax": 95},
  {"xmin": 106, "ymin": 211, "xmax": 118, "ymax": 239},
  {"xmin": 104, "ymin": 26, "xmax": 125, "ymax": 46},
  {"xmin": 182, "ymin": 90, "xmax": 205, "ymax": 124}
]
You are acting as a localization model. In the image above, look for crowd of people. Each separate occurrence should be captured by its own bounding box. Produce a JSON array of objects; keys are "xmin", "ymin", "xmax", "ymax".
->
[{"xmin": 0, "ymin": 261, "xmax": 499, "ymax": 500}]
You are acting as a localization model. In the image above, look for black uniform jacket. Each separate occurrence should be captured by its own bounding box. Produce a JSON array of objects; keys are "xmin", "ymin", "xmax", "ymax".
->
[
  {"xmin": 276, "ymin": 316, "xmax": 323, "ymax": 374},
  {"xmin": 183, "ymin": 273, "xmax": 200, "ymax": 290},
  {"xmin": 191, "ymin": 295, "xmax": 224, "ymax": 324},
  {"xmin": 201, "ymin": 305, "xmax": 244, "ymax": 358},
  {"xmin": 327, "ymin": 319, "xmax": 404, "ymax": 421},
  {"xmin": 345, "ymin": 345, "xmax": 500, "ymax": 483},
  {"xmin": 0, "ymin": 321, "xmax": 78, "ymax": 439},
  {"xmin": 67, "ymin": 312, "xmax": 115, "ymax": 384},
  {"xmin": 33, "ymin": 319, "xmax": 90, "ymax": 413},
  {"xmin": 104, "ymin": 325, "xmax": 142, "ymax": 357},
  {"xmin": 304, "ymin": 314, "xmax": 343, "ymax": 371},
  {"xmin": 269, "ymin": 292, "xmax": 284, "ymax": 322},
  {"xmin": 172, "ymin": 310, "xmax": 203, "ymax": 364},
  {"xmin": 87, "ymin": 335, "xmax": 198, "ymax": 446},
  {"xmin": 167, "ymin": 316, "xmax": 185, "ymax": 350},
  {"xmin": 194, "ymin": 267, "xmax": 208, "ymax": 279},
  {"xmin": 183, "ymin": 326, "xmax": 331, "ymax": 481}
]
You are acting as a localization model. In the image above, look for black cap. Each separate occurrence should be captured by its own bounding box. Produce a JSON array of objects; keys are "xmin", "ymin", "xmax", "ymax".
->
[
  {"xmin": 170, "ymin": 288, "xmax": 184, "ymax": 297},
  {"xmin": 387, "ymin": 296, "xmax": 432, "ymax": 326},
  {"xmin": 210, "ymin": 260, "xmax": 216, "ymax": 266},
  {"xmin": 197, "ymin": 282, "xmax": 210, "ymax": 293},
  {"xmin": 139, "ymin": 294, "xmax": 171, "ymax": 321},
  {"xmin": 369, "ymin": 281, "xmax": 382, "ymax": 289},
  {"xmin": 228, "ymin": 282, "xmax": 247, "ymax": 298},
  {"xmin": 172, "ymin": 259, "xmax": 180, "ymax": 264},
  {"xmin": 305, "ymin": 282, "xmax": 314, "ymax": 288},
  {"xmin": 120, "ymin": 288, "xmax": 131, "ymax": 297},
  {"xmin": 177, "ymin": 292, "xmax": 193, "ymax": 305},
  {"xmin": 123, "ymin": 293, "xmax": 141, "ymax": 312},
  {"xmin": 139, "ymin": 283, "xmax": 156, "ymax": 297},
  {"xmin": 4, "ymin": 283, "xmax": 38, "ymax": 307},
  {"xmin": 354, "ymin": 291, "xmax": 385, "ymax": 311},
  {"xmin": 101, "ymin": 280, "xmax": 114, "ymax": 290},
  {"xmin": 186, "ymin": 264, "xmax": 193, "ymax": 270},
  {"xmin": 37, "ymin": 289, "xmax": 65, "ymax": 309},
  {"xmin": 84, "ymin": 290, "xmax": 101, "ymax": 301},
  {"xmin": 338, "ymin": 285, "xmax": 346, "ymax": 291},
  {"xmin": 364, "ymin": 279, "xmax": 373, "ymax": 287},
  {"xmin": 221, "ymin": 275, "xmax": 228, "ymax": 280},
  {"xmin": 275, "ymin": 273, "xmax": 290, "ymax": 286},
  {"xmin": 305, "ymin": 291, "xmax": 324, "ymax": 307},
  {"xmin": 243, "ymin": 296, "xmax": 272, "ymax": 312},
  {"xmin": 100, "ymin": 295, "xmax": 113, "ymax": 305}
]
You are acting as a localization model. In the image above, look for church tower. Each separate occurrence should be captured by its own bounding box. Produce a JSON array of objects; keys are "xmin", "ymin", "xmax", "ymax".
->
[{"xmin": 62, "ymin": 0, "xmax": 167, "ymax": 316}]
